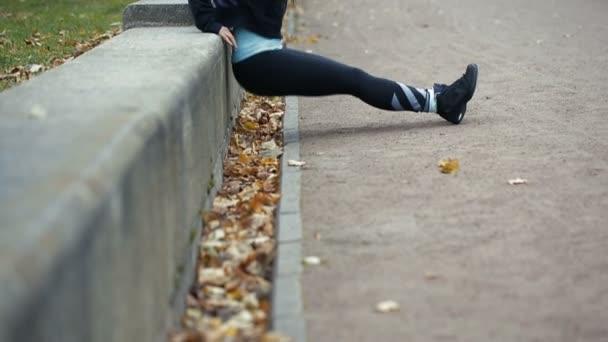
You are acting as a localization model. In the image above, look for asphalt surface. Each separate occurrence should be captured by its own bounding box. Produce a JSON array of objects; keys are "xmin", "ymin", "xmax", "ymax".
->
[{"xmin": 296, "ymin": 0, "xmax": 608, "ymax": 341}]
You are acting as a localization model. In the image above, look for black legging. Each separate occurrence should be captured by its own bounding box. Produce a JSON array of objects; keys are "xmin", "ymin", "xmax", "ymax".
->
[{"xmin": 232, "ymin": 48, "xmax": 431, "ymax": 112}]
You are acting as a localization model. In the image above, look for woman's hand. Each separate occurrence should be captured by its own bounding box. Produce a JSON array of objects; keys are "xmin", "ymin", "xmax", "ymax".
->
[{"xmin": 219, "ymin": 26, "xmax": 238, "ymax": 48}]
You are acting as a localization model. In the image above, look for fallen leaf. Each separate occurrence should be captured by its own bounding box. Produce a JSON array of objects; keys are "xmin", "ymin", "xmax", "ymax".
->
[
  {"xmin": 238, "ymin": 152, "xmax": 251, "ymax": 165},
  {"xmin": 261, "ymin": 139, "xmax": 278, "ymax": 150},
  {"xmin": 508, "ymin": 178, "xmax": 528, "ymax": 185},
  {"xmin": 29, "ymin": 105, "xmax": 47, "ymax": 120},
  {"xmin": 288, "ymin": 160, "xmax": 306, "ymax": 167},
  {"xmin": 169, "ymin": 330, "xmax": 205, "ymax": 342},
  {"xmin": 24, "ymin": 38, "xmax": 42, "ymax": 46},
  {"xmin": 198, "ymin": 268, "xmax": 229, "ymax": 286},
  {"xmin": 303, "ymin": 256, "xmax": 322, "ymax": 265},
  {"xmin": 213, "ymin": 197, "xmax": 239, "ymax": 210},
  {"xmin": 262, "ymin": 333, "xmax": 294, "ymax": 342},
  {"xmin": 75, "ymin": 41, "xmax": 92, "ymax": 53},
  {"xmin": 224, "ymin": 180, "xmax": 241, "ymax": 195},
  {"xmin": 177, "ymin": 94, "xmax": 286, "ymax": 340},
  {"xmin": 314, "ymin": 232, "xmax": 322, "ymax": 240},
  {"xmin": 28, "ymin": 64, "xmax": 43, "ymax": 73},
  {"xmin": 375, "ymin": 300, "xmax": 400, "ymax": 313},
  {"xmin": 243, "ymin": 121, "xmax": 260, "ymax": 131},
  {"xmin": 260, "ymin": 139, "xmax": 283, "ymax": 157},
  {"xmin": 305, "ymin": 34, "xmax": 320, "ymax": 44},
  {"xmin": 51, "ymin": 57, "xmax": 70, "ymax": 67},
  {"xmin": 438, "ymin": 158, "xmax": 460, "ymax": 174},
  {"xmin": 424, "ymin": 272, "xmax": 439, "ymax": 280}
]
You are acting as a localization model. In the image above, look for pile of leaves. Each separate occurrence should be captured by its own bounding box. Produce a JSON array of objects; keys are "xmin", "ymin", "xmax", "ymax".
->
[
  {"xmin": 0, "ymin": 28, "xmax": 120, "ymax": 86},
  {"xmin": 171, "ymin": 94, "xmax": 292, "ymax": 342}
]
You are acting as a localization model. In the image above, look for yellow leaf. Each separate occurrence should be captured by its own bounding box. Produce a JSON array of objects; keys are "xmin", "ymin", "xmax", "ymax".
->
[
  {"xmin": 243, "ymin": 121, "xmax": 259, "ymax": 131},
  {"xmin": 306, "ymin": 34, "xmax": 320, "ymax": 44},
  {"xmin": 438, "ymin": 158, "xmax": 459, "ymax": 174},
  {"xmin": 238, "ymin": 152, "xmax": 251, "ymax": 165},
  {"xmin": 224, "ymin": 326, "xmax": 239, "ymax": 338}
]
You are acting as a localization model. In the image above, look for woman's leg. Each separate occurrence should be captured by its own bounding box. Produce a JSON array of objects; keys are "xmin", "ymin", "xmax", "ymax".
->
[{"xmin": 232, "ymin": 48, "xmax": 478, "ymax": 124}]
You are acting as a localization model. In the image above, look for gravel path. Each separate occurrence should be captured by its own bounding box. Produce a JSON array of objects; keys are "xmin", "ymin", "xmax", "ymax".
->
[{"xmin": 297, "ymin": 0, "xmax": 608, "ymax": 341}]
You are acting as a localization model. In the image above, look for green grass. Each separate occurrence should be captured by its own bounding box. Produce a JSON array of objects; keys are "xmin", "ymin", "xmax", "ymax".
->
[{"xmin": 0, "ymin": 0, "xmax": 132, "ymax": 90}]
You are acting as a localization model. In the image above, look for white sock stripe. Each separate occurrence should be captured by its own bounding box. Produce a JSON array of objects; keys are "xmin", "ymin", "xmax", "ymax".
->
[
  {"xmin": 428, "ymin": 88, "xmax": 437, "ymax": 113},
  {"xmin": 398, "ymin": 82, "xmax": 422, "ymax": 112},
  {"xmin": 391, "ymin": 93, "xmax": 404, "ymax": 111}
]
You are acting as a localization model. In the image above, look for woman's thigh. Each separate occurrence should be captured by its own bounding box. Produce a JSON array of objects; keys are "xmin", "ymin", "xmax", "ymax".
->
[{"xmin": 232, "ymin": 48, "xmax": 363, "ymax": 96}]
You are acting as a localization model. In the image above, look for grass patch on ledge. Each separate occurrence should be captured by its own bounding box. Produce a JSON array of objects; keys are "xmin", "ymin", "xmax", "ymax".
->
[{"xmin": 0, "ymin": 0, "xmax": 132, "ymax": 91}]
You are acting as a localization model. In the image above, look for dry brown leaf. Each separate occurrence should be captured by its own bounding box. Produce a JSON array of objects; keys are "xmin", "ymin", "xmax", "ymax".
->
[
  {"xmin": 438, "ymin": 158, "xmax": 460, "ymax": 174},
  {"xmin": 243, "ymin": 121, "xmax": 260, "ymax": 131},
  {"xmin": 179, "ymin": 94, "xmax": 285, "ymax": 341},
  {"xmin": 238, "ymin": 152, "xmax": 251, "ymax": 165},
  {"xmin": 169, "ymin": 330, "xmax": 205, "ymax": 342}
]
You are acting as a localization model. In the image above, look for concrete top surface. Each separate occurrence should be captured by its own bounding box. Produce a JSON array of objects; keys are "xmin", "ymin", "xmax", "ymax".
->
[
  {"xmin": 0, "ymin": 26, "xmax": 221, "ymax": 291},
  {"xmin": 130, "ymin": 0, "xmax": 187, "ymax": 4},
  {"xmin": 123, "ymin": 0, "xmax": 193, "ymax": 29}
]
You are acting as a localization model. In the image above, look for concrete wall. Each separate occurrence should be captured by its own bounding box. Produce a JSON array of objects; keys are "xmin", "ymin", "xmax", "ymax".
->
[
  {"xmin": 0, "ymin": 24, "xmax": 241, "ymax": 341},
  {"xmin": 123, "ymin": 0, "xmax": 194, "ymax": 30}
]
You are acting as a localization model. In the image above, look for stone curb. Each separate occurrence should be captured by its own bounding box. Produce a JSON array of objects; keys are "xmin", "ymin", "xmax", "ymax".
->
[{"xmin": 271, "ymin": 96, "xmax": 307, "ymax": 341}]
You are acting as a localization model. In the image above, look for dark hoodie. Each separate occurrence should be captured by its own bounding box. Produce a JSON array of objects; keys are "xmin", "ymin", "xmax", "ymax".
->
[{"xmin": 188, "ymin": 0, "xmax": 288, "ymax": 39}]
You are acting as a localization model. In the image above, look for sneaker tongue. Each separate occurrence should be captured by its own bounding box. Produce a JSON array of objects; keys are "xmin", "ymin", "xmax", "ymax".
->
[{"xmin": 443, "ymin": 78, "xmax": 469, "ymax": 104}]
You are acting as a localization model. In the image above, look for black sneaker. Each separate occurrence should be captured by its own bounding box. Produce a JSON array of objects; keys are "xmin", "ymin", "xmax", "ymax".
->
[{"xmin": 436, "ymin": 64, "xmax": 478, "ymax": 124}]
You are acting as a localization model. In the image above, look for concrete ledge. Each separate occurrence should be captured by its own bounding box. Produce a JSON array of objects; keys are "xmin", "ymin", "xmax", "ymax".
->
[
  {"xmin": 0, "ymin": 27, "xmax": 240, "ymax": 341},
  {"xmin": 123, "ymin": 0, "xmax": 193, "ymax": 30}
]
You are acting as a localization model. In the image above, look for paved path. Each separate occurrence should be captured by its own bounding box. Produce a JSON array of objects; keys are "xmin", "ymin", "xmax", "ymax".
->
[{"xmin": 296, "ymin": 0, "xmax": 608, "ymax": 341}]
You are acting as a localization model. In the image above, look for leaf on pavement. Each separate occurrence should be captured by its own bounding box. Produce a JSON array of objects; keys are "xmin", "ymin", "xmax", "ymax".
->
[
  {"xmin": 375, "ymin": 300, "xmax": 400, "ymax": 313},
  {"xmin": 288, "ymin": 160, "xmax": 306, "ymax": 167},
  {"xmin": 438, "ymin": 158, "xmax": 460, "ymax": 174},
  {"xmin": 303, "ymin": 256, "xmax": 322, "ymax": 265},
  {"xmin": 424, "ymin": 272, "xmax": 439, "ymax": 280},
  {"xmin": 508, "ymin": 178, "xmax": 528, "ymax": 185}
]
